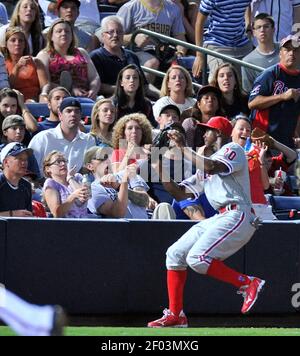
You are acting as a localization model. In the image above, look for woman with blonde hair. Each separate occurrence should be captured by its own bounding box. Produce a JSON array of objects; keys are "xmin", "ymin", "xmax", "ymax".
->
[
  {"xmin": 111, "ymin": 113, "xmax": 153, "ymax": 173},
  {"xmin": 1, "ymin": 27, "xmax": 49, "ymax": 102},
  {"xmin": 37, "ymin": 18, "xmax": 100, "ymax": 100},
  {"xmin": 153, "ymin": 65, "xmax": 196, "ymax": 122},
  {"xmin": 43, "ymin": 150, "xmax": 89, "ymax": 218},
  {"xmin": 90, "ymin": 98, "xmax": 116, "ymax": 147},
  {"xmin": 0, "ymin": 0, "xmax": 44, "ymax": 56}
]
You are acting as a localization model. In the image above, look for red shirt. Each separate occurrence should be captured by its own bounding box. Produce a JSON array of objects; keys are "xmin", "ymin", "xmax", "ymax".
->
[
  {"xmin": 247, "ymin": 147, "xmax": 267, "ymax": 204},
  {"xmin": 111, "ymin": 149, "xmax": 137, "ymax": 165}
]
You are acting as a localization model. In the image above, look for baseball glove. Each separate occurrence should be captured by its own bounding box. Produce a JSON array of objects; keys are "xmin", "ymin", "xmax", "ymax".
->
[{"xmin": 251, "ymin": 127, "xmax": 275, "ymax": 148}]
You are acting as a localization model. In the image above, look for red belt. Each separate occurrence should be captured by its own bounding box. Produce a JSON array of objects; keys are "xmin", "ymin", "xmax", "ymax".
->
[
  {"xmin": 219, "ymin": 204, "xmax": 255, "ymax": 215},
  {"xmin": 219, "ymin": 204, "xmax": 237, "ymax": 214}
]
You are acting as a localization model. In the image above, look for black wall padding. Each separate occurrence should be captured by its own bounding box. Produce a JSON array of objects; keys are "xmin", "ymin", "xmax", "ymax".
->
[{"xmin": 0, "ymin": 219, "xmax": 299, "ymax": 315}]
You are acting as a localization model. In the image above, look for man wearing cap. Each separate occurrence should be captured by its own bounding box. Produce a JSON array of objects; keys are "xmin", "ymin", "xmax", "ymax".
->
[
  {"xmin": 155, "ymin": 104, "xmax": 181, "ymax": 131},
  {"xmin": 1, "ymin": 115, "xmax": 26, "ymax": 145},
  {"xmin": 0, "ymin": 142, "xmax": 33, "ymax": 217},
  {"xmin": 148, "ymin": 116, "xmax": 265, "ymax": 328},
  {"xmin": 39, "ymin": 0, "xmax": 100, "ymax": 34},
  {"xmin": 28, "ymin": 97, "xmax": 95, "ymax": 177},
  {"xmin": 1, "ymin": 115, "xmax": 41, "ymax": 178},
  {"xmin": 249, "ymin": 34, "xmax": 300, "ymax": 148},
  {"xmin": 42, "ymin": 0, "xmax": 99, "ymax": 52}
]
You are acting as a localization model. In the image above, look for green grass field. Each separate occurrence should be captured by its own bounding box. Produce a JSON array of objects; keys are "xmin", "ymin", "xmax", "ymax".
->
[{"xmin": 1, "ymin": 326, "xmax": 300, "ymax": 336}]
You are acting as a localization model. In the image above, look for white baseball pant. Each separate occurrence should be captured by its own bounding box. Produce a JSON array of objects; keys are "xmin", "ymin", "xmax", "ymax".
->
[
  {"xmin": 166, "ymin": 210, "xmax": 256, "ymax": 274},
  {"xmin": 0, "ymin": 284, "xmax": 54, "ymax": 336}
]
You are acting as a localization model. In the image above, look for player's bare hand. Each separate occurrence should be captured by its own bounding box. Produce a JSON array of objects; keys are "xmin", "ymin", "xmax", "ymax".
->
[
  {"xmin": 256, "ymin": 140, "xmax": 268, "ymax": 165},
  {"xmin": 192, "ymin": 55, "xmax": 204, "ymax": 78}
]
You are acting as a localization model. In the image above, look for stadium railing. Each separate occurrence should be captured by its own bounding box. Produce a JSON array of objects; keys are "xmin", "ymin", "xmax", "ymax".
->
[{"xmin": 131, "ymin": 28, "xmax": 265, "ymax": 85}]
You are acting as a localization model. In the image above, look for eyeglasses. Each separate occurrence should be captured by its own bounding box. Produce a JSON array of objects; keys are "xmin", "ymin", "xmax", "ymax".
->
[
  {"xmin": 103, "ymin": 29, "xmax": 124, "ymax": 37},
  {"xmin": 92, "ymin": 154, "xmax": 109, "ymax": 162},
  {"xmin": 253, "ymin": 24, "xmax": 273, "ymax": 31},
  {"xmin": 49, "ymin": 158, "xmax": 69, "ymax": 166}
]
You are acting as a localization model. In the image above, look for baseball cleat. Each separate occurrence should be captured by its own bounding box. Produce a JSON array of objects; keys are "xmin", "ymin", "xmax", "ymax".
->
[
  {"xmin": 50, "ymin": 305, "xmax": 67, "ymax": 336},
  {"xmin": 238, "ymin": 278, "xmax": 265, "ymax": 314},
  {"xmin": 147, "ymin": 309, "xmax": 188, "ymax": 328}
]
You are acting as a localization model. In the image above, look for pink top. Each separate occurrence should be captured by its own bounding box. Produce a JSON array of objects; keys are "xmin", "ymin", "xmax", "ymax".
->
[{"xmin": 48, "ymin": 48, "xmax": 89, "ymax": 90}]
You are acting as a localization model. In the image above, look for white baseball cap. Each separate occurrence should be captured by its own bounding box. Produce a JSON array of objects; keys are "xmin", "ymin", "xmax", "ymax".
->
[{"xmin": 0, "ymin": 142, "xmax": 33, "ymax": 164}]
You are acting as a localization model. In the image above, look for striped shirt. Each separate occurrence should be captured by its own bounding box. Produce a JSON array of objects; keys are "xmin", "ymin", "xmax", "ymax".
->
[{"xmin": 200, "ymin": 0, "xmax": 252, "ymax": 47}]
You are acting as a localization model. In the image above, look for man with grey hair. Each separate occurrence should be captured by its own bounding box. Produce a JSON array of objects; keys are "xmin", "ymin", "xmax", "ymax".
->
[{"xmin": 90, "ymin": 15, "xmax": 151, "ymax": 96}]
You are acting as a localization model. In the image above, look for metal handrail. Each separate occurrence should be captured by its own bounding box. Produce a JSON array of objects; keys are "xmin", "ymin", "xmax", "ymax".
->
[
  {"xmin": 141, "ymin": 66, "xmax": 202, "ymax": 89},
  {"xmin": 132, "ymin": 28, "xmax": 265, "ymax": 84}
]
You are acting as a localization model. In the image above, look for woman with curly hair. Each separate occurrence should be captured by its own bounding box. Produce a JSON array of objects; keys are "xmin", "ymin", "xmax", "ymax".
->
[
  {"xmin": 153, "ymin": 65, "xmax": 196, "ymax": 122},
  {"xmin": 37, "ymin": 18, "xmax": 100, "ymax": 100},
  {"xmin": 210, "ymin": 63, "xmax": 250, "ymax": 120},
  {"xmin": 0, "ymin": 0, "xmax": 44, "ymax": 56},
  {"xmin": 89, "ymin": 98, "xmax": 116, "ymax": 147},
  {"xmin": 1, "ymin": 27, "xmax": 49, "ymax": 102},
  {"xmin": 112, "ymin": 64, "xmax": 156, "ymax": 127},
  {"xmin": 111, "ymin": 113, "xmax": 153, "ymax": 173}
]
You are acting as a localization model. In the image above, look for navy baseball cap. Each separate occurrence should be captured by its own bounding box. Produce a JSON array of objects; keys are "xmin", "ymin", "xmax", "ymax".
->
[
  {"xmin": 57, "ymin": 0, "xmax": 81, "ymax": 10},
  {"xmin": 59, "ymin": 97, "xmax": 82, "ymax": 113},
  {"xmin": 0, "ymin": 142, "xmax": 32, "ymax": 164},
  {"xmin": 196, "ymin": 85, "xmax": 222, "ymax": 101},
  {"xmin": 159, "ymin": 104, "xmax": 181, "ymax": 118}
]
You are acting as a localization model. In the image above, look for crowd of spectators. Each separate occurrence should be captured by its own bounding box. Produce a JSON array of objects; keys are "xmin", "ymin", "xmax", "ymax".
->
[{"xmin": 0, "ymin": 0, "xmax": 300, "ymax": 222}]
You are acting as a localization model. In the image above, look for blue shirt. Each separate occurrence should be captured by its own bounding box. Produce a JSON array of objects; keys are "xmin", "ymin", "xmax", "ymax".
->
[
  {"xmin": 200, "ymin": 0, "xmax": 251, "ymax": 47},
  {"xmin": 0, "ymin": 3, "xmax": 8, "ymax": 26},
  {"xmin": 249, "ymin": 63, "xmax": 300, "ymax": 148},
  {"xmin": 90, "ymin": 47, "xmax": 147, "ymax": 85},
  {"xmin": 37, "ymin": 119, "xmax": 59, "ymax": 133}
]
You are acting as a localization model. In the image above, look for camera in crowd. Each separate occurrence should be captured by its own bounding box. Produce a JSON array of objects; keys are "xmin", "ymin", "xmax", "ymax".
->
[{"xmin": 152, "ymin": 122, "xmax": 186, "ymax": 149}]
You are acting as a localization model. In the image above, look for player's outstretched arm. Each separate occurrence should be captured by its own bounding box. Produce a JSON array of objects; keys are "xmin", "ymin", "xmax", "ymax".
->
[
  {"xmin": 151, "ymin": 159, "xmax": 194, "ymax": 201},
  {"xmin": 183, "ymin": 147, "xmax": 229, "ymax": 175}
]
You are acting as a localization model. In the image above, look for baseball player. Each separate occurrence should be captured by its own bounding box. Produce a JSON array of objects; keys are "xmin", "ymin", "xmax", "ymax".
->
[
  {"xmin": 148, "ymin": 116, "xmax": 265, "ymax": 328},
  {"xmin": 0, "ymin": 284, "xmax": 65, "ymax": 336}
]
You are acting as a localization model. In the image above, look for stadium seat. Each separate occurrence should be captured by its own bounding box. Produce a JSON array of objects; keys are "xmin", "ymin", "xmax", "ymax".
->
[
  {"xmin": 268, "ymin": 195, "xmax": 300, "ymax": 220},
  {"xmin": 26, "ymin": 102, "xmax": 93, "ymax": 119},
  {"xmin": 26, "ymin": 103, "xmax": 49, "ymax": 118}
]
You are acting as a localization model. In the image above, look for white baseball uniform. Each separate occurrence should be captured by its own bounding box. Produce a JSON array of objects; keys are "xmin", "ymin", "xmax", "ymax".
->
[
  {"xmin": 0, "ymin": 284, "xmax": 55, "ymax": 336},
  {"xmin": 166, "ymin": 142, "xmax": 256, "ymax": 275}
]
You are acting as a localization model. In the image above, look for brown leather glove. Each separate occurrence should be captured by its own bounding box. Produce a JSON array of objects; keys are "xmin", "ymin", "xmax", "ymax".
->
[{"xmin": 251, "ymin": 127, "xmax": 275, "ymax": 148}]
